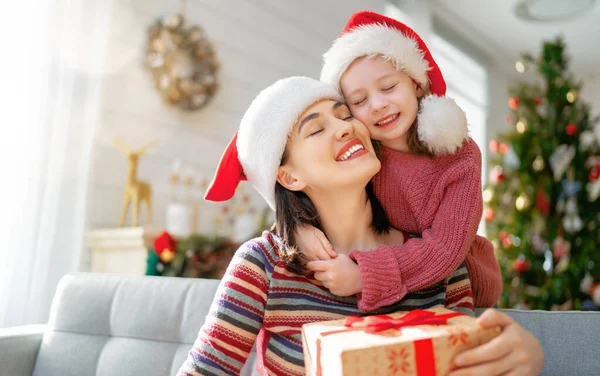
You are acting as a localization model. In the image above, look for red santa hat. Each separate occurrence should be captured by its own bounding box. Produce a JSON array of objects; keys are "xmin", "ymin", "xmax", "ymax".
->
[
  {"xmin": 204, "ymin": 77, "xmax": 343, "ymax": 209},
  {"xmin": 320, "ymin": 11, "xmax": 468, "ymax": 155}
]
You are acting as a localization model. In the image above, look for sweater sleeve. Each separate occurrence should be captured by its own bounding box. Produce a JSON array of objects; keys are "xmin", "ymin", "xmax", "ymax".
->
[
  {"xmin": 176, "ymin": 238, "xmax": 271, "ymax": 376},
  {"xmin": 350, "ymin": 154, "xmax": 483, "ymax": 313}
]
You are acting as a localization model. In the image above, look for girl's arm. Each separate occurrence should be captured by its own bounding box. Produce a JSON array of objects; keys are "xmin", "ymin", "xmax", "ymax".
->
[
  {"xmin": 176, "ymin": 239, "xmax": 270, "ymax": 376},
  {"xmin": 350, "ymin": 154, "xmax": 500, "ymax": 312}
]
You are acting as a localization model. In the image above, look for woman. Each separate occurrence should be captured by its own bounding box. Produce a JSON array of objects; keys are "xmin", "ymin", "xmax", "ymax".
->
[{"xmin": 177, "ymin": 77, "xmax": 543, "ymax": 376}]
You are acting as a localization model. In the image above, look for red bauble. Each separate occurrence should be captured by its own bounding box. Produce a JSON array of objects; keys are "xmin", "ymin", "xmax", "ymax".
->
[
  {"xmin": 489, "ymin": 139, "xmax": 499, "ymax": 153},
  {"xmin": 502, "ymin": 237, "xmax": 512, "ymax": 248},
  {"xmin": 508, "ymin": 97, "xmax": 520, "ymax": 110},
  {"xmin": 499, "ymin": 230, "xmax": 508, "ymax": 241},
  {"xmin": 565, "ymin": 123, "xmax": 578, "ymax": 136},
  {"xmin": 590, "ymin": 167, "xmax": 599, "ymax": 181},
  {"xmin": 484, "ymin": 208, "xmax": 495, "ymax": 221},
  {"xmin": 534, "ymin": 96, "xmax": 542, "ymax": 105},
  {"xmin": 513, "ymin": 258, "xmax": 531, "ymax": 273},
  {"xmin": 536, "ymin": 189, "xmax": 551, "ymax": 216},
  {"xmin": 154, "ymin": 231, "xmax": 177, "ymax": 263}
]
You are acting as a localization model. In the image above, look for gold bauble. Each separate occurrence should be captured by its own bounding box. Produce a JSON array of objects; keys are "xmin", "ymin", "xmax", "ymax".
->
[
  {"xmin": 515, "ymin": 194, "xmax": 531, "ymax": 211},
  {"xmin": 483, "ymin": 188, "xmax": 494, "ymax": 203},
  {"xmin": 566, "ymin": 90, "xmax": 578, "ymax": 103},
  {"xmin": 515, "ymin": 60, "xmax": 526, "ymax": 73},
  {"xmin": 159, "ymin": 248, "xmax": 176, "ymax": 263},
  {"xmin": 533, "ymin": 156, "xmax": 545, "ymax": 171},
  {"xmin": 516, "ymin": 119, "xmax": 528, "ymax": 134}
]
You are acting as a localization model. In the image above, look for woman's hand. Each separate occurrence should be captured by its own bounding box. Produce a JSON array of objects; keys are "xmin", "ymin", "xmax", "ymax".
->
[
  {"xmin": 294, "ymin": 224, "xmax": 336, "ymax": 261},
  {"xmin": 307, "ymin": 254, "xmax": 362, "ymax": 296},
  {"xmin": 449, "ymin": 309, "xmax": 544, "ymax": 376}
]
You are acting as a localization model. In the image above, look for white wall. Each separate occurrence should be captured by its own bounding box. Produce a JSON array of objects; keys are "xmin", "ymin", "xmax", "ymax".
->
[{"xmin": 88, "ymin": 0, "xmax": 386, "ymax": 233}]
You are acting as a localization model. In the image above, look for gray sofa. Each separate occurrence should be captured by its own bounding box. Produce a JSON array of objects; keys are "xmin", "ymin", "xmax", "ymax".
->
[{"xmin": 1, "ymin": 273, "xmax": 599, "ymax": 376}]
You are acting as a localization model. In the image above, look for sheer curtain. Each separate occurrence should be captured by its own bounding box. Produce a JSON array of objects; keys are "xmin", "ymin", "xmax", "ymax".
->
[{"xmin": 0, "ymin": 0, "xmax": 113, "ymax": 327}]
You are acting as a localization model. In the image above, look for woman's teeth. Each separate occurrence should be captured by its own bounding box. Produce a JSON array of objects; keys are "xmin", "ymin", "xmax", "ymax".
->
[
  {"xmin": 339, "ymin": 144, "xmax": 364, "ymax": 161},
  {"xmin": 377, "ymin": 113, "xmax": 398, "ymax": 126}
]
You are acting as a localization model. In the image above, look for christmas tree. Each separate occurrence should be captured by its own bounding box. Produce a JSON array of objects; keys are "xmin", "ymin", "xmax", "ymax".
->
[{"xmin": 485, "ymin": 37, "xmax": 600, "ymax": 311}]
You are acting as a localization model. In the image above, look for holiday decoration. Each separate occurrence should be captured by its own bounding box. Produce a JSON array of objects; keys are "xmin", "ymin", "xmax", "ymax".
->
[
  {"xmin": 154, "ymin": 231, "xmax": 177, "ymax": 263},
  {"xmin": 485, "ymin": 38, "xmax": 600, "ymax": 311},
  {"xmin": 302, "ymin": 307, "xmax": 501, "ymax": 376},
  {"xmin": 565, "ymin": 123, "xmax": 578, "ymax": 136},
  {"xmin": 114, "ymin": 138, "xmax": 156, "ymax": 227},
  {"xmin": 145, "ymin": 1, "xmax": 219, "ymax": 110}
]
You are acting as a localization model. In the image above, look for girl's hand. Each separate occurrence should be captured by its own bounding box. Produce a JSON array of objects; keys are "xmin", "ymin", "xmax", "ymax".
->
[
  {"xmin": 295, "ymin": 224, "xmax": 336, "ymax": 261},
  {"xmin": 449, "ymin": 309, "xmax": 544, "ymax": 376},
  {"xmin": 307, "ymin": 254, "xmax": 362, "ymax": 296}
]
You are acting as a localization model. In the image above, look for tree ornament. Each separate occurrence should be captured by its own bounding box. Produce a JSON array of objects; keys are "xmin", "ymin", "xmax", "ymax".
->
[
  {"xmin": 484, "ymin": 207, "xmax": 495, "ymax": 221},
  {"xmin": 483, "ymin": 188, "xmax": 494, "ymax": 203},
  {"xmin": 550, "ymin": 145, "xmax": 576, "ymax": 181},
  {"xmin": 565, "ymin": 123, "xmax": 578, "ymax": 136},
  {"xmin": 515, "ymin": 60, "xmax": 526, "ymax": 73},
  {"xmin": 489, "ymin": 139, "xmax": 499, "ymax": 153},
  {"xmin": 553, "ymin": 236, "xmax": 571, "ymax": 259},
  {"xmin": 508, "ymin": 97, "xmax": 520, "ymax": 110},
  {"xmin": 516, "ymin": 118, "xmax": 528, "ymax": 134},
  {"xmin": 499, "ymin": 143, "xmax": 509, "ymax": 155},
  {"xmin": 503, "ymin": 145, "xmax": 521, "ymax": 170},
  {"xmin": 536, "ymin": 188, "xmax": 551, "ymax": 216},
  {"xmin": 515, "ymin": 193, "xmax": 531, "ymax": 211},
  {"xmin": 590, "ymin": 165, "xmax": 599, "ymax": 181},
  {"xmin": 532, "ymin": 155, "xmax": 545, "ymax": 171},
  {"xmin": 580, "ymin": 130, "xmax": 597, "ymax": 150},
  {"xmin": 587, "ymin": 179, "xmax": 600, "ymax": 201},
  {"xmin": 534, "ymin": 96, "xmax": 543, "ymax": 106},
  {"xmin": 580, "ymin": 273, "xmax": 594, "ymax": 294},
  {"xmin": 555, "ymin": 255, "xmax": 570, "ymax": 274},
  {"xmin": 566, "ymin": 90, "xmax": 579, "ymax": 103},
  {"xmin": 513, "ymin": 255, "xmax": 531, "ymax": 273},
  {"xmin": 490, "ymin": 165, "xmax": 505, "ymax": 185}
]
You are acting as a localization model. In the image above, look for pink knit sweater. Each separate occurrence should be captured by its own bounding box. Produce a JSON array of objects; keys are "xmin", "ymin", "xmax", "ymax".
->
[{"xmin": 350, "ymin": 139, "xmax": 502, "ymax": 311}]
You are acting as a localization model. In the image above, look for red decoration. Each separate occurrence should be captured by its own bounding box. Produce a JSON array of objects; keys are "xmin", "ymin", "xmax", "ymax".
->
[
  {"xmin": 154, "ymin": 231, "xmax": 177, "ymax": 263},
  {"xmin": 508, "ymin": 97, "xmax": 520, "ymax": 110},
  {"xmin": 499, "ymin": 143, "xmax": 509, "ymax": 155},
  {"xmin": 590, "ymin": 166, "xmax": 599, "ymax": 181},
  {"xmin": 489, "ymin": 139, "xmax": 499, "ymax": 153},
  {"xmin": 513, "ymin": 258, "xmax": 531, "ymax": 273},
  {"xmin": 502, "ymin": 237, "xmax": 512, "ymax": 248},
  {"xmin": 565, "ymin": 123, "xmax": 578, "ymax": 136},
  {"xmin": 499, "ymin": 230, "xmax": 508, "ymax": 241},
  {"xmin": 484, "ymin": 208, "xmax": 495, "ymax": 221},
  {"xmin": 534, "ymin": 96, "xmax": 542, "ymax": 105},
  {"xmin": 536, "ymin": 189, "xmax": 551, "ymax": 216}
]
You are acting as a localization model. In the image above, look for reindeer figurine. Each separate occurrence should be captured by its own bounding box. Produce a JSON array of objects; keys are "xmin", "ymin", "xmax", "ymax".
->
[{"xmin": 114, "ymin": 138, "xmax": 157, "ymax": 227}]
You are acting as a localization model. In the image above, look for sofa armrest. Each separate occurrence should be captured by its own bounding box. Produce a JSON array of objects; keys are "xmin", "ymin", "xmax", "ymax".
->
[{"xmin": 0, "ymin": 324, "xmax": 46, "ymax": 376}]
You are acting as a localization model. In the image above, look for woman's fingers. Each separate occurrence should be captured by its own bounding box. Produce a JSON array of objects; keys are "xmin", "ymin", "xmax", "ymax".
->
[{"xmin": 453, "ymin": 328, "xmax": 514, "ymax": 367}]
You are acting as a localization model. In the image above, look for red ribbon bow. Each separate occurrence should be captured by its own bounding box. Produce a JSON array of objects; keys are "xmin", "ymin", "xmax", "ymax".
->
[{"xmin": 344, "ymin": 309, "xmax": 465, "ymax": 334}]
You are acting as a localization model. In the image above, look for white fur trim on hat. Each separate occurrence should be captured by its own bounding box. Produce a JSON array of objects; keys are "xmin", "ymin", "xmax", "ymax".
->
[
  {"xmin": 418, "ymin": 95, "xmax": 469, "ymax": 155},
  {"xmin": 237, "ymin": 77, "xmax": 343, "ymax": 209},
  {"xmin": 320, "ymin": 24, "xmax": 430, "ymax": 92}
]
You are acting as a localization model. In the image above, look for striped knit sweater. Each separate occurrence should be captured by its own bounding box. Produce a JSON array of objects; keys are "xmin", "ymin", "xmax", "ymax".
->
[{"xmin": 177, "ymin": 232, "xmax": 473, "ymax": 376}]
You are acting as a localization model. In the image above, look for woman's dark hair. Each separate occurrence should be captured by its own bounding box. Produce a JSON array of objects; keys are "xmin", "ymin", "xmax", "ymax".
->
[{"xmin": 272, "ymin": 149, "xmax": 391, "ymax": 275}]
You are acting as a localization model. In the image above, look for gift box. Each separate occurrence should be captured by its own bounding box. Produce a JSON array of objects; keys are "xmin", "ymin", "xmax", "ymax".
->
[{"xmin": 302, "ymin": 307, "xmax": 501, "ymax": 376}]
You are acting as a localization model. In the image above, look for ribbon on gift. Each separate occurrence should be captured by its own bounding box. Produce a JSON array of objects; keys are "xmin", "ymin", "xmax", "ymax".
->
[{"xmin": 315, "ymin": 309, "xmax": 466, "ymax": 376}]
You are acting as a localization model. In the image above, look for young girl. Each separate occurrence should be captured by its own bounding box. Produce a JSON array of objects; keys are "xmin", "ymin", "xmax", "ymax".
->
[{"xmin": 297, "ymin": 11, "xmax": 502, "ymax": 310}]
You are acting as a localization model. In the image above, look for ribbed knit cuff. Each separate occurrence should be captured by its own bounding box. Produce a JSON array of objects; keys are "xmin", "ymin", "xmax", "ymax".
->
[{"xmin": 349, "ymin": 247, "xmax": 407, "ymax": 313}]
